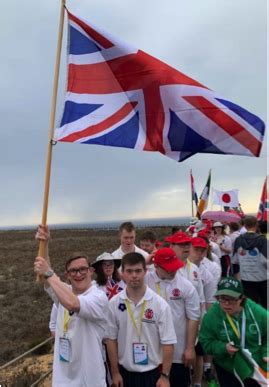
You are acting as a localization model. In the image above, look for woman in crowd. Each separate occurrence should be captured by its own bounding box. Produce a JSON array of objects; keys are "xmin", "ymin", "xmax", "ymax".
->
[
  {"xmin": 91, "ymin": 252, "xmax": 124, "ymax": 299},
  {"xmin": 211, "ymin": 222, "xmax": 232, "ymax": 277},
  {"xmin": 199, "ymin": 277, "xmax": 268, "ymax": 387}
]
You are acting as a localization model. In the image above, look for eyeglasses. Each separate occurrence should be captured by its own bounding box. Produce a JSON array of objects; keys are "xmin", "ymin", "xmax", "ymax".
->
[
  {"xmin": 67, "ymin": 266, "xmax": 90, "ymax": 276},
  {"xmin": 218, "ymin": 296, "xmax": 240, "ymax": 304}
]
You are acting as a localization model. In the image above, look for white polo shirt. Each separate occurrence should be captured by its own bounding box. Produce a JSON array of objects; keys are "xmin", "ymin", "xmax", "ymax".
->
[
  {"xmin": 197, "ymin": 262, "xmax": 216, "ymax": 304},
  {"xmin": 106, "ymin": 286, "xmax": 177, "ymax": 372},
  {"xmin": 145, "ymin": 271, "xmax": 200, "ymax": 363},
  {"xmin": 179, "ymin": 260, "xmax": 205, "ymax": 303},
  {"xmin": 46, "ymin": 284, "xmax": 108, "ymax": 387},
  {"xmin": 112, "ymin": 245, "xmax": 149, "ymax": 260},
  {"xmin": 200, "ymin": 257, "xmax": 221, "ymax": 286}
]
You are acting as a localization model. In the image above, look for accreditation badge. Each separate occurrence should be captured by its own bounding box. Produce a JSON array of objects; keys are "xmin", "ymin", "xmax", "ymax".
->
[
  {"xmin": 59, "ymin": 335, "xmax": 71, "ymax": 362},
  {"xmin": 133, "ymin": 343, "xmax": 148, "ymax": 365}
]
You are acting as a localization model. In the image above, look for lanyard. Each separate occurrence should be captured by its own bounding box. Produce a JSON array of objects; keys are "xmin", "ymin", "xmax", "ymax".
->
[
  {"xmin": 63, "ymin": 309, "xmax": 71, "ymax": 333},
  {"xmin": 125, "ymin": 299, "xmax": 146, "ymax": 342},
  {"xmin": 155, "ymin": 282, "xmax": 168, "ymax": 300},
  {"xmin": 226, "ymin": 310, "xmax": 246, "ymax": 348},
  {"xmin": 186, "ymin": 260, "xmax": 191, "ymax": 277}
]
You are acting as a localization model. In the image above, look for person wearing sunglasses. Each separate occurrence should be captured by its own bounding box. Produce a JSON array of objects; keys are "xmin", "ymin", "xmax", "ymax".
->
[
  {"xmin": 199, "ymin": 277, "xmax": 268, "ymax": 387},
  {"xmin": 34, "ymin": 226, "xmax": 109, "ymax": 387}
]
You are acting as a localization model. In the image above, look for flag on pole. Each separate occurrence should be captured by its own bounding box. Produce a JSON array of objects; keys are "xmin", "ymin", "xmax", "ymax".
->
[
  {"xmin": 196, "ymin": 170, "xmax": 211, "ymax": 218},
  {"xmin": 257, "ymin": 177, "xmax": 268, "ymax": 221},
  {"xmin": 234, "ymin": 348, "xmax": 269, "ymax": 386},
  {"xmin": 190, "ymin": 170, "xmax": 198, "ymax": 207},
  {"xmin": 55, "ymin": 11, "xmax": 265, "ymax": 162},
  {"xmin": 213, "ymin": 189, "xmax": 239, "ymax": 208}
]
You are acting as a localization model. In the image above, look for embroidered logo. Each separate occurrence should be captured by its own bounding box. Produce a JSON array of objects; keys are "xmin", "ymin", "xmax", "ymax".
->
[
  {"xmin": 144, "ymin": 308, "xmax": 154, "ymax": 320},
  {"xmin": 172, "ymin": 288, "xmax": 180, "ymax": 297},
  {"xmin": 118, "ymin": 303, "xmax": 126, "ymax": 312}
]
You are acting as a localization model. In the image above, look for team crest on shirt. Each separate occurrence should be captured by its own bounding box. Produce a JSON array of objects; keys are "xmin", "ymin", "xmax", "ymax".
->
[
  {"xmin": 170, "ymin": 288, "xmax": 182, "ymax": 300},
  {"xmin": 239, "ymin": 248, "xmax": 247, "ymax": 256},
  {"xmin": 142, "ymin": 308, "xmax": 156, "ymax": 323},
  {"xmin": 193, "ymin": 271, "xmax": 198, "ymax": 279}
]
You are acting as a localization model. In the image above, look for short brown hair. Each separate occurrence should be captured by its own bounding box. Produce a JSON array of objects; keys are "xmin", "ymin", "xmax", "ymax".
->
[
  {"xmin": 244, "ymin": 216, "xmax": 257, "ymax": 229},
  {"xmin": 65, "ymin": 253, "xmax": 89, "ymax": 271},
  {"xmin": 139, "ymin": 231, "xmax": 156, "ymax": 243},
  {"xmin": 119, "ymin": 221, "xmax": 136, "ymax": 233},
  {"xmin": 121, "ymin": 252, "xmax": 146, "ymax": 271}
]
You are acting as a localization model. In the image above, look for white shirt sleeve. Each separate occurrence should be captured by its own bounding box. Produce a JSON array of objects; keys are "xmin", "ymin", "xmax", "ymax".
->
[
  {"xmin": 78, "ymin": 288, "xmax": 109, "ymax": 323},
  {"xmin": 184, "ymin": 284, "xmax": 201, "ymax": 321},
  {"xmin": 157, "ymin": 301, "xmax": 177, "ymax": 345},
  {"xmin": 200, "ymin": 267, "xmax": 216, "ymax": 304},
  {"xmin": 49, "ymin": 303, "xmax": 58, "ymax": 333},
  {"xmin": 106, "ymin": 298, "xmax": 119, "ymax": 340}
]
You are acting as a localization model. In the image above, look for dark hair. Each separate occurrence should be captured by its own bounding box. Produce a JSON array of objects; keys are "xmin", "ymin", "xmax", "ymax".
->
[
  {"xmin": 139, "ymin": 231, "xmax": 156, "ymax": 243},
  {"xmin": 119, "ymin": 221, "xmax": 136, "ymax": 233},
  {"xmin": 258, "ymin": 220, "xmax": 268, "ymax": 235},
  {"xmin": 198, "ymin": 235, "xmax": 213, "ymax": 260},
  {"xmin": 121, "ymin": 252, "xmax": 146, "ymax": 271},
  {"xmin": 65, "ymin": 253, "xmax": 89, "ymax": 271},
  {"xmin": 229, "ymin": 222, "xmax": 240, "ymax": 232},
  {"xmin": 94, "ymin": 262, "xmax": 121, "ymax": 286},
  {"xmin": 171, "ymin": 226, "xmax": 181, "ymax": 234},
  {"xmin": 244, "ymin": 216, "xmax": 257, "ymax": 229},
  {"xmin": 239, "ymin": 295, "xmax": 247, "ymax": 307}
]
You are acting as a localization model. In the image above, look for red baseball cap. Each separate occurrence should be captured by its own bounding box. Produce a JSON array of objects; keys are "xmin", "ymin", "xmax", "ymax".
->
[
  {"xmin": 153, "ymin": 247, "xmax": 184, "ymax": 272},
  {"xmin": 155, "ymin": 240, "xmax": 163, "ymax": 248},
  {"xmin": 169, "ymin": 232, "xmax": 192, "ymax": 244},
  {"xmin": 191, "ymin": 237, "xmax": 208, "ymax": 249},
  {"xmin": 197, "ymin": 230, "xmax": 210, "ymax": 238}
]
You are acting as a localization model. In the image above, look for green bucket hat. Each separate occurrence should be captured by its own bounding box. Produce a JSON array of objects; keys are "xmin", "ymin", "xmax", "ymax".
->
[{"xmin": 215, "ymin": 277, "xmax": 244, "ymax": 298}]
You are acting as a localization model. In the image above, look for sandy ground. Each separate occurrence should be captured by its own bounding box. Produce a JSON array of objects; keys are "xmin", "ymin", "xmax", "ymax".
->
[{"xmin": 0, "ymin": 353, "xmax": 53, "ymax": 386}]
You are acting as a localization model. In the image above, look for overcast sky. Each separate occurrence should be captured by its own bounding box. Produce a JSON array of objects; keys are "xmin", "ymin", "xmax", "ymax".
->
[{"xmin": 0, "ymin": 0, "xmax": 267, "ymax": 228}]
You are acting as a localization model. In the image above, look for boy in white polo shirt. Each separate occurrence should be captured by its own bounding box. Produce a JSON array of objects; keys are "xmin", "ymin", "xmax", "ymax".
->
[
  {"xmin": 112, "ymin": 221, "xmax": 149, "ymax": 260},
  {"xmin": 106, "ymin": 252, "xmax": 176, "ymax": 387},
  {"xmin": 145, "ymin": 247, "xmax": 200, "ymax": 387}
]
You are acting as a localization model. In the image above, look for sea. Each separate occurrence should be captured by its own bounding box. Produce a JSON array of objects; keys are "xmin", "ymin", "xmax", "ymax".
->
[{"xmin": 0, "ymin": 216, "xmax": 191, "ymax": 231}]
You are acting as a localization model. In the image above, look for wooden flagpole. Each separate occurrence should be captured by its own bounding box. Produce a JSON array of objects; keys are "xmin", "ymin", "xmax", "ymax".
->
[{"xmin": 37, "ymin": 0, "xmax": 66, "ymax": 279}]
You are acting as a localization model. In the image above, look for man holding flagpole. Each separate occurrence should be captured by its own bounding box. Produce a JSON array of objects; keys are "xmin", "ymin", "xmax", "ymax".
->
[{"xmin": 34, "ymin": 226, "xmax": 109, "ymax": 387}]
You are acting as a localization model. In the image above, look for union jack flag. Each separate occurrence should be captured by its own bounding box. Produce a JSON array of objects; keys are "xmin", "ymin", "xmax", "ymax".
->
[
  {"xmin": 106, "ymin": 278, "xmax": 123, "ymax": 300},
  {"xmin": 55, "ymin": 11, "xmax": 265, "ymax": 162}
]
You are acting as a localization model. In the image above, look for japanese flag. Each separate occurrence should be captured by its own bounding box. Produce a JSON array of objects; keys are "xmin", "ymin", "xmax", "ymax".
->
[{"xmin": 213, "ymin": 189, "xmax": 239, "ymax": 207}]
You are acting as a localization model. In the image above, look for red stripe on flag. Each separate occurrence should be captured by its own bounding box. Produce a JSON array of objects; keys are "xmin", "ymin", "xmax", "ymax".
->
[
  {"xmin": 143, "ymin": 85, "xmax": 165, "ymax": 153},
  {"xmin": 60, "ymin": 101, "xmax": 137, "ymax": 142},
  {"xmin": 68, "ymin": 11, "xmax": 114, "ymax": 49},
  {"xmin": 68, "ymin": 51, "xmax": 206, "ymax": 94},
  {"xmin": 184, "ymin": 96, "xmax": 262, "ymax": 156}
]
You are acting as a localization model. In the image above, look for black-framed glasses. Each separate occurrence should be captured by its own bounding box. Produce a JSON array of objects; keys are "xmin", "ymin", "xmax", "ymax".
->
[
  {"xmin": 67, "ymin": 266, "xmax": 90, "ymax": 276},
  {"xmin": 218, "ymin": 296, "xmax": 240, "ymax": 304}
]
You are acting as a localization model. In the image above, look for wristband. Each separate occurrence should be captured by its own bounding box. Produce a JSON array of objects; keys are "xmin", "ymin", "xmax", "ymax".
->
[{"xmin": 160, "ymin": 372, "xmax": 170, "ymax": 379}]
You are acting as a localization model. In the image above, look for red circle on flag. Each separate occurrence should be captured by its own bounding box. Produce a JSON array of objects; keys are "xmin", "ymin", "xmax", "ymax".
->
[{"xmin": 222, "ymin": 193, "xmax": 231, "ymax": 203}]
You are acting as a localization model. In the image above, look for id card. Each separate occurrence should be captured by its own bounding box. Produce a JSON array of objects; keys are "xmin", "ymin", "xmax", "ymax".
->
[
  {"xmin": 59, "ymin": 336, "xmax": 71, "ymax": 362},
  {"xmin": 133, "ymin": 343, "xmax": 148, "ymax": 365}
]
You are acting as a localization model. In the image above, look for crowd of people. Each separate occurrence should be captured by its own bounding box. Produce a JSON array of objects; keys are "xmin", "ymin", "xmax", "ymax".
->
[{"xmin": 33, "ymin": 215, "xmax": 268, "ymax": 387}]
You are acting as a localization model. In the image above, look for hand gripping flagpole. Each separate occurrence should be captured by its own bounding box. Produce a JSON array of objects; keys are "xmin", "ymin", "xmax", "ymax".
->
[{"xmin": 37, "ymin": 0, "xmax": 66, "ymax": 281}]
